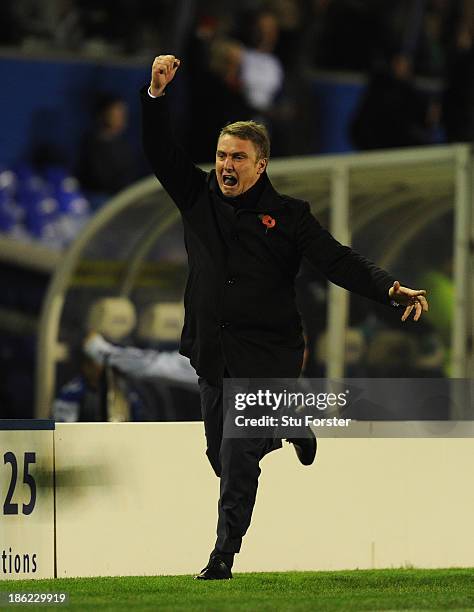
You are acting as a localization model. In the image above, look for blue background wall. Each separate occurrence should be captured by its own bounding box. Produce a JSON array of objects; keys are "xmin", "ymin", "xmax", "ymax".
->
[
  {"xmin": 311, "ymin": 78, "xmax": 366, "ymax": 153},
  {"xmin": 0, "ymin": 57, "xmax": 150, "ymax": 169}
]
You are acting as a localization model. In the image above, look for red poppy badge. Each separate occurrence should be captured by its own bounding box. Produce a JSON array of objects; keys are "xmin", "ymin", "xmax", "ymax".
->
[{"xmin": 259, "ymin": 214, "xmax": 276, "ymax": 233}]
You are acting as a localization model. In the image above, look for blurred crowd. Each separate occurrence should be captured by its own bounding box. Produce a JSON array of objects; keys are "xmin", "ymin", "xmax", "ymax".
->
[
  {"xmin": 1, "ymin": 1, "xmax": 470, "ymax": 267},
  {"xmin": 0, "ymin": 1, "xmax": 472, "ymax": 265},
  {"xmin": 0, "ymin": 0, "xmax": 473, "ymax": 161},
  {"xmin": 1, "ymin": 1, "xmax": 472, "ymax": 74}
]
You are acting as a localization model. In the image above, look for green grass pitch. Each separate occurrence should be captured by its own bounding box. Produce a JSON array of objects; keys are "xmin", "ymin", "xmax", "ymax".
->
[{"xmin": 1, "ymin": 568, "xmax": 473, "ymax": 611}]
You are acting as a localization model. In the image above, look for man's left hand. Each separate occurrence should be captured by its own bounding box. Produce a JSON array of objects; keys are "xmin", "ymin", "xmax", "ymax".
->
[{"xmin": 389, "ymin": 280, "xmax": 429, "ymax": 322}]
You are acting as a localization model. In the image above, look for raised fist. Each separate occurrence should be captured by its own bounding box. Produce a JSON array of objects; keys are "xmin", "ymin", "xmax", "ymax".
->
[{"xmin": 150, "ymin": 54, "xmax": 181, "ymax": 97}]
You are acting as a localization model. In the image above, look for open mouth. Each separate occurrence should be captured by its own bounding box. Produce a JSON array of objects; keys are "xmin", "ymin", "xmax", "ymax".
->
[{"xmin": 223, "ymin": 175, "xmax": 238, "ymax": 187}]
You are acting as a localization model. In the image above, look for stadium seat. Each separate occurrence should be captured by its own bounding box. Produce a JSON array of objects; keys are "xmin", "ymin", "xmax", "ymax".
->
[
  {"xmin": 86, "ymin": 297, "xmax": 137, "ymax": 341},
  {"xmin": 136, "ymin": 302, "xmax": 184, "ymax": 345}
]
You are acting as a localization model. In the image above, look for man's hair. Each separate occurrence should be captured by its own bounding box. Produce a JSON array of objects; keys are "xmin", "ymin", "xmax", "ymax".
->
[{"xmin": 219, "ymin": 121, "xmax": 270, "ymax": 160}]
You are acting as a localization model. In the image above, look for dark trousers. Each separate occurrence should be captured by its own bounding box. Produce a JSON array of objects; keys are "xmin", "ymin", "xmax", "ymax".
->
[{"xmin": 199, "ymin": 376, "xmax": 281, "ymax": 554}]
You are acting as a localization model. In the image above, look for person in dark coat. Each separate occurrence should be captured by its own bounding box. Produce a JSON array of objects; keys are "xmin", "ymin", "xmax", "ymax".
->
[
  {"xmin": 351, "ymin": 54, "xmax": 435, "ymax": 151},
  {"xmin": 141, "ymin": 54, "xmax": 429, "ymax": 580},
  {"xmin": 78, "ymin": 94, "xmax": 137, "ymax": 195},
  {"xmin": 443, "ymin": 24, "xmax": 474, "ymax": 143}
]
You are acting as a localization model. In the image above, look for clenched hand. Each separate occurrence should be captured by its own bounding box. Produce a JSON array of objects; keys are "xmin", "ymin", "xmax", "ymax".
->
[{"xmin": 150, "ymin": 54, "xmax": 181, "ymax": 97}]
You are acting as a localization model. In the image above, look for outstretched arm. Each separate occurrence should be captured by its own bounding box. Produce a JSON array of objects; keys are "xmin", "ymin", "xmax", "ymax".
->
[
  {"xmin": 84, "ymin": 333, "xmax": 198, "ymax": 385},
  {"xmin": 141, "ymin": 54, "xmax": 206, "ymax": 210},
  {"xmin": 297, "ymin": 204, "xmax": 429, "ymax": 321}
]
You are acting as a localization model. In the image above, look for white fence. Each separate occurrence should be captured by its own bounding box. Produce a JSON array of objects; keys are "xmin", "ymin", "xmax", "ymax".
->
[{"xmin": 2, "ymin": 421, "xmax": 474, "ymax": 579}]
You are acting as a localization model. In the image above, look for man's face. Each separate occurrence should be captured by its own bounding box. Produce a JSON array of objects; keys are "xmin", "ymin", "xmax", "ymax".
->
[{"xmin": 215, "ymin": 134, "xmax": 267, "ymax": 197}]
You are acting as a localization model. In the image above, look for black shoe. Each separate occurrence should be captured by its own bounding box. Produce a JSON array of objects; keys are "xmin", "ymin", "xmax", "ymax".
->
[
  {"xmin": 287, "ymin": 427, "xmax": 317, "ymax": 466},
  {"xmin": 194, "ymin": 556, "xmax": 233, "ymax": 580}
]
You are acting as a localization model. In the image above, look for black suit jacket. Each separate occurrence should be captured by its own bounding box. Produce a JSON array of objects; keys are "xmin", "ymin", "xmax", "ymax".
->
[{"xmin": 141, "ymin": 88, "xmax": 396, "ymax": 382}]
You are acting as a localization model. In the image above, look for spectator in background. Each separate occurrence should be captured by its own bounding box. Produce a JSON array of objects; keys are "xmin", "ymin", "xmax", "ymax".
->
[
  {"xmin": 238, "ymin": 9, "xmax": 284, "ymax": 114},
  {"xmin": 350, "ymin": 53, "xmax": 439, "ymax": 150},
  {"xmin": 187, "ymin": 34, "xmax": 254, "ymax": 163},
  {"xmin": 442, "ymin": 1, "xmax": 474, "ymax": 143},
  {"xmin": 53, "ymin": 345, "xmax": 149, "ymax": 423},
  {"xmin": 84, "ymin": 332, "xmax": 198, "ymax": 384},
  {"xmin": 303, "ymin": 0, "xmax": 378, "ymax": 72},
  {"xmin": 269, "ymin": 0, "xmax": 306, "ymax": 69},
  {"xmin": 0, "ymin": 4, "xmax": 22, "ymax": 45},
  {"xmin": 53, "ymin": 333, "xmax": 198, "ymax": 423},
  {"xmin": 187, "ymin": 7, "xmax": 295, "ymax": 159},
  {"xmin": 412, "ymin": 0, "xmax": 450, "ymax": 77},
  {"xmin": 77, "ymin": 94, "xmax": 137, "ymax": 197},
  {"xmin": 236, "ymin": 8, "xmax": 300, "ymax": 155},
  {"xmin": 53, "ymin": 346, "xmax": 109, "ymax": 422}
]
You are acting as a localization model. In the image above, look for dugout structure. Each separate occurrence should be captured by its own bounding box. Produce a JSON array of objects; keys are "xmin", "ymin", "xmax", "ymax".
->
[{"xmin": 33, "ymin": 144, "xmax": 473, "ymax": 418}]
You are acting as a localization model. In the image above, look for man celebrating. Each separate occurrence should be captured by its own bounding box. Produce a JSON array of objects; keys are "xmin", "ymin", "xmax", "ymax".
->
[{"xmin": 141, "ymin": 54, "xmax": 428, "ymax": 580}]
